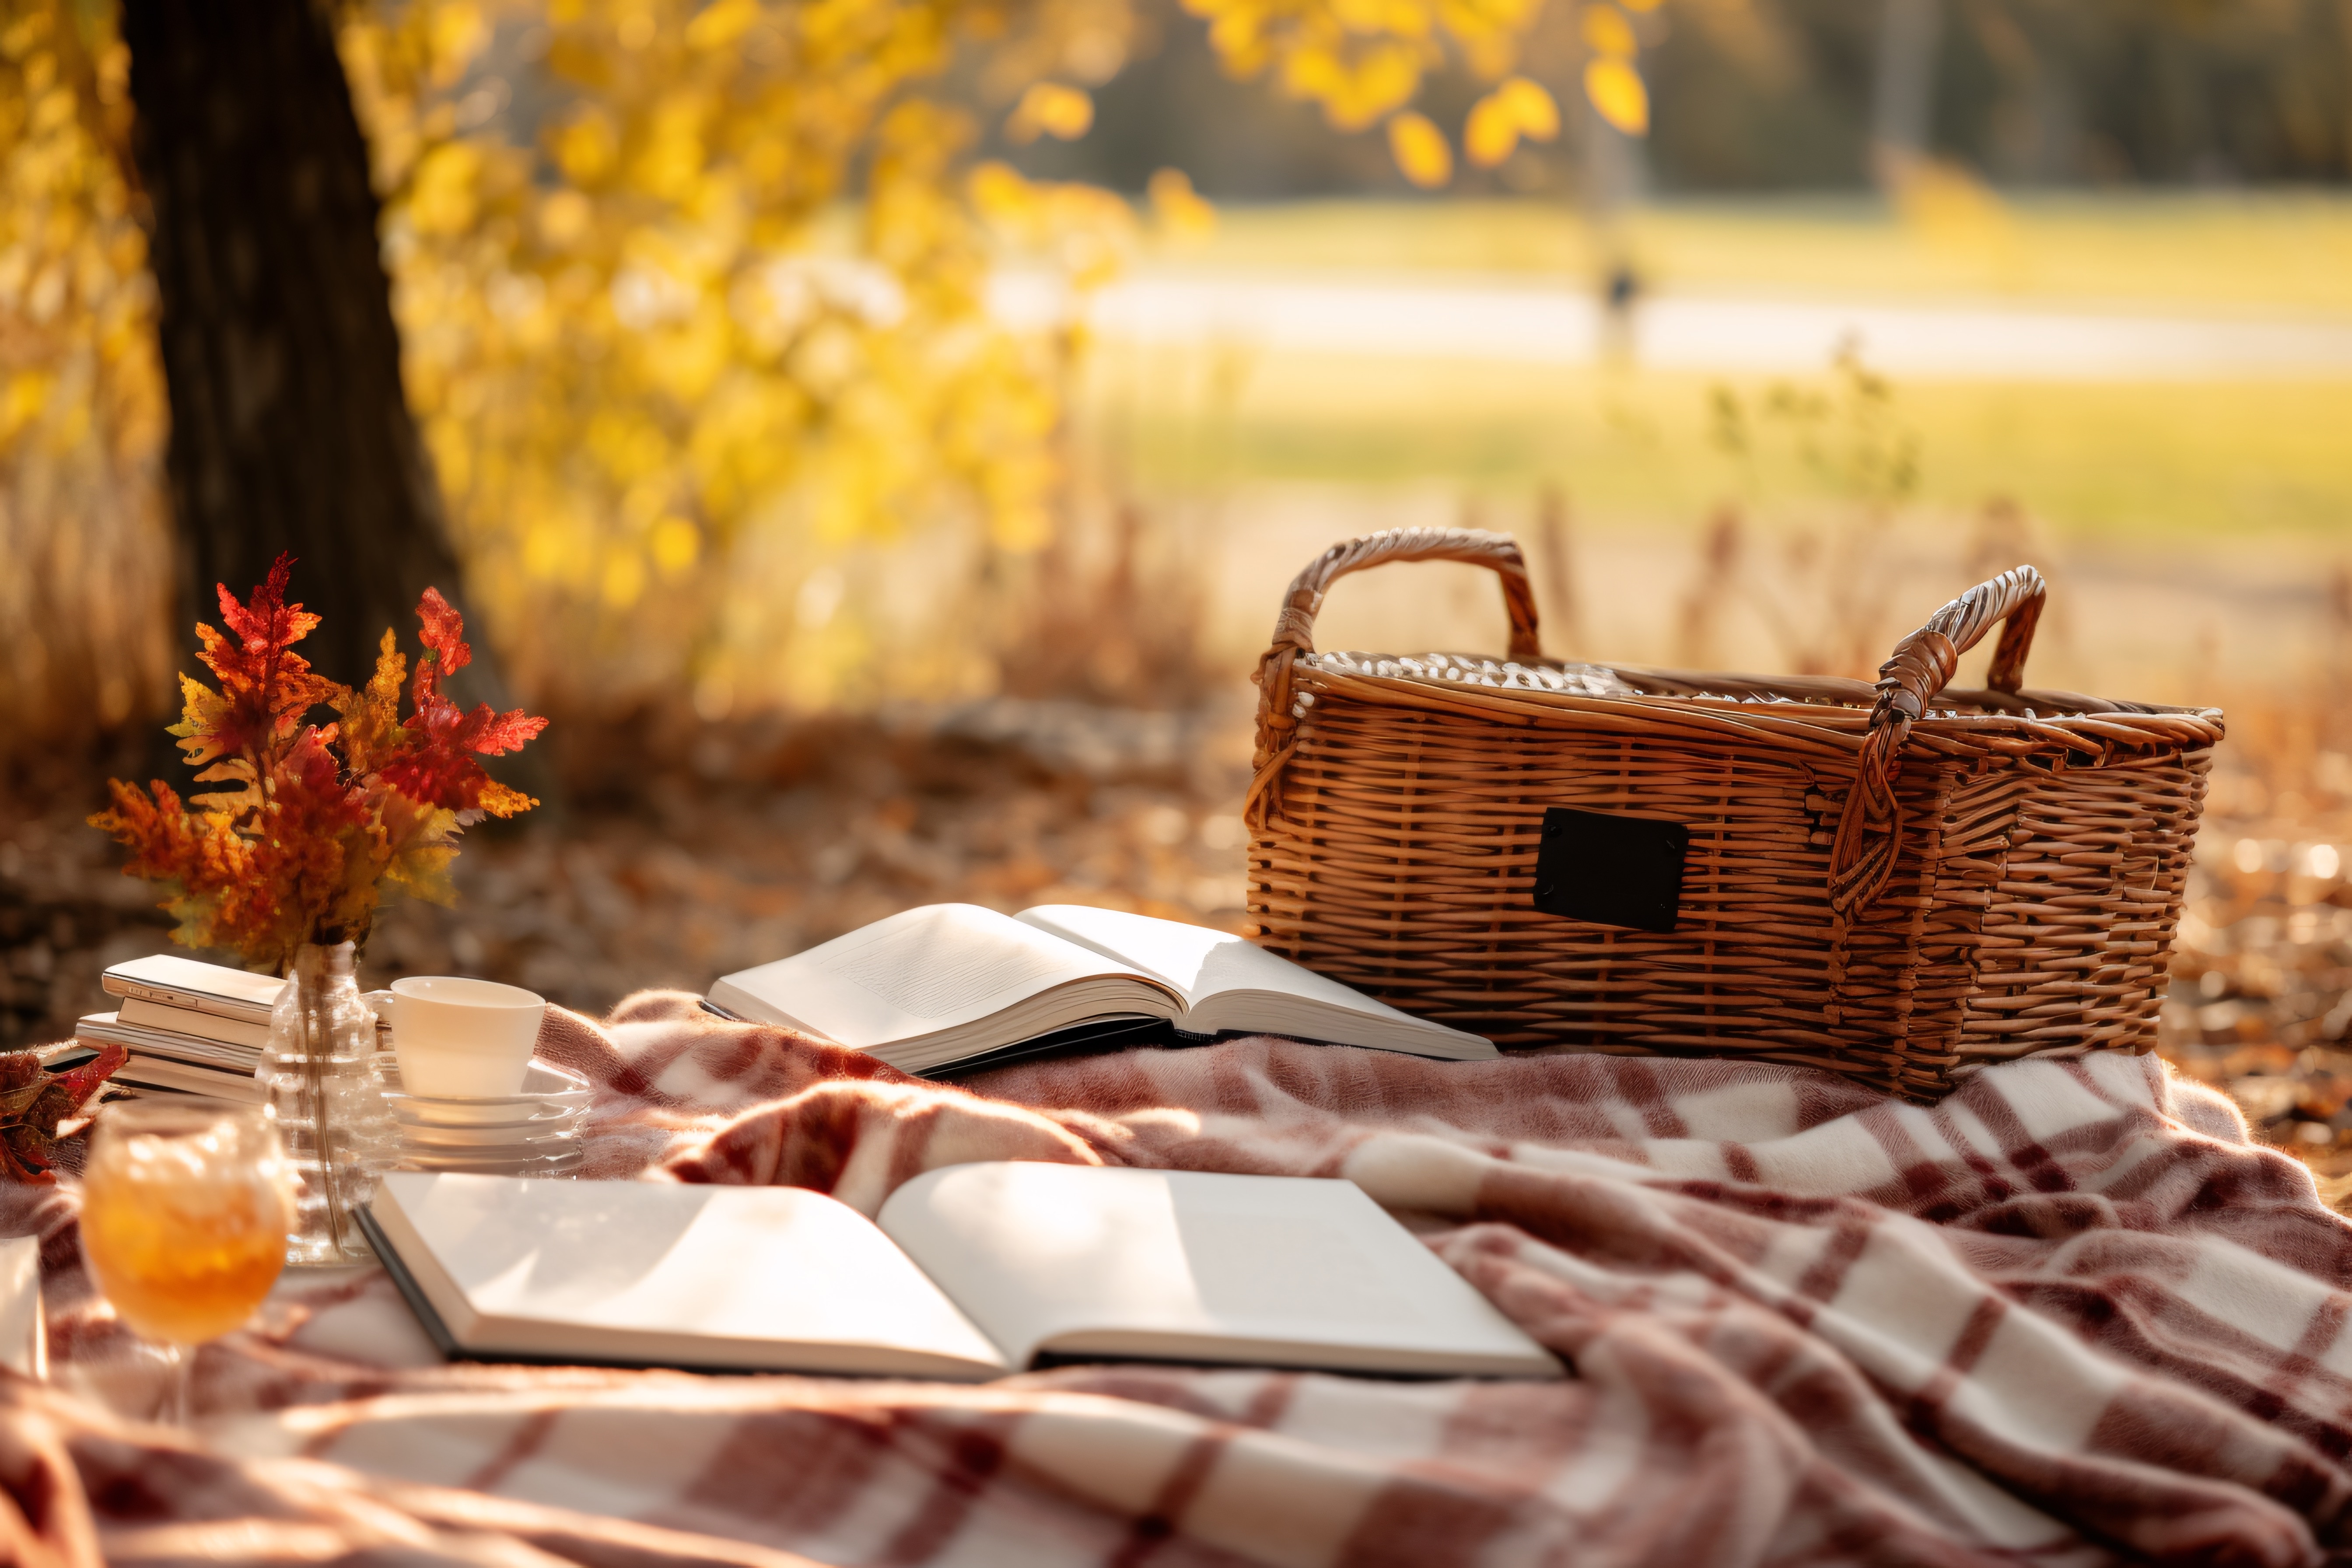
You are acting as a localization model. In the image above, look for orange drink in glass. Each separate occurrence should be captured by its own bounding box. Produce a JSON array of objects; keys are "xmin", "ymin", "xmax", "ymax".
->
[{"xmin": 80, "ymin": 1099, "xmax": 292, "ymax": 1422}]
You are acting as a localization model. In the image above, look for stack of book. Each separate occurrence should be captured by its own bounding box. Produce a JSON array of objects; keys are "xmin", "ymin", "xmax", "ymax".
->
[{"xmin": 76, "ymin": 954, "xmax": 290, "ymax": 1103}]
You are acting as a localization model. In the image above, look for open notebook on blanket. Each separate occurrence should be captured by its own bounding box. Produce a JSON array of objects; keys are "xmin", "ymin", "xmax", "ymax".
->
[
  {"xmin": 705, "ymin": 903, "xmax": 1495, "ymax": 1074},
  {"xmin": 361, "ymin": 1165, "xmax": 1560, "ymax": 1382}
]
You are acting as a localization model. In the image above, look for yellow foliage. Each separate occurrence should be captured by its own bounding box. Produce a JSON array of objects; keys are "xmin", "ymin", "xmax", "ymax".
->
[
  {"xmin": 0, "ymin": 0, "xmax": 172, "ymax": 746},
  {"xmin": 1584, "ymin": 54, "xmax": 1648, "ymax": 134},
  {"xmin": 1464, "ymin": 74, "xmax": 1558, "ymax": 166},
  {"xmin": 1006, "ymin": 82, "xmax": 1094, "ymax": 143},
  {"xmin": 1148, "ymin": 168, "xmax": 1218, "ymax": 244},
  {"xmin": 1580, "ymin": 4, "xmax": 1634, "ymax": 58},
  {"xmin": 3, "ymin": 0, "xmax": 1630, "ymax": 728},
  {"xmin": 407, "ymin": 140, "xmax": 482, "ymax": 233},
  {"xmin": 1387, "ymin": 110, "xmax": 1453, "ymax": 187},
  {"xmin": 969, "ymin": 159, "xmax": 1139, "ymax": 290},
  {"xmin": 1183, "ymin": 0, "xmax": 1552, "ymax": 138},
  {"xmin": 648, "ymin": 514, "xmax": 699, "ymax": 574},
  {"xmin": 340, "ymin": 0, "xmax": 1124, "ymax": 712}
]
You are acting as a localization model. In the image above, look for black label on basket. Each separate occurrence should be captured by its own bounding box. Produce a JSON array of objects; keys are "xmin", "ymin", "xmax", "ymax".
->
[{"xmin": 1533, "ymin": 808, "xmax": 1688, "ymax": 933}]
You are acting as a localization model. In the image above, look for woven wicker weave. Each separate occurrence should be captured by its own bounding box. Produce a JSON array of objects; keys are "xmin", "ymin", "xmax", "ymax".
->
[{"xmin": 1245, "ymin": 528, "xmax": 2224, "ymax": 1100}]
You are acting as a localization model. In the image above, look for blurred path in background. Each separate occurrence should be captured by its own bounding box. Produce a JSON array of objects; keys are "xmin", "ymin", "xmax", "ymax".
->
[{"xmin": 996, "ymin": 270, "xmax": 2352, "ymax": 379}]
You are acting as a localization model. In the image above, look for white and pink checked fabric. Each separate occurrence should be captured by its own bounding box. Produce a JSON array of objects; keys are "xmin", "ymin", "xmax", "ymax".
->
[{"xmin": 4, "ymin": 993, "xmax": 2348, "ymax": 1568}]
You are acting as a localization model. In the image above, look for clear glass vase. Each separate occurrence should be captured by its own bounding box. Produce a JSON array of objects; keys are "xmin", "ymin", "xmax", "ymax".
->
[{"xmin": 259, "ymin": 942, "xmax": 396, "ymax": 1264}]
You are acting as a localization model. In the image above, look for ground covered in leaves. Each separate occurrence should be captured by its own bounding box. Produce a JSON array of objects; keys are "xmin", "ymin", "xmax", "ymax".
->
[
  {"xmin": 5, "ymin": 699, "xmax": 2345, "ymax": 1202},
  {"xmin": 1, "ymin": 698, "xmax": 1260, "ymax": 1045}
]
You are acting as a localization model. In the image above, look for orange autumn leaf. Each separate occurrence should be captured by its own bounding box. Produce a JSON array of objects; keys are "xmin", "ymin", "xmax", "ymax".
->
[{"xmin": 177, "ymin": 561, "xmax": 343, "ymax": 757}]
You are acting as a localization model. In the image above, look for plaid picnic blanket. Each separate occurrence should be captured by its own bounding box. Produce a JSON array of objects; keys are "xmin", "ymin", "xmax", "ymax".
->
[{"xmin": 4, "ymin": 992, "xmax": 2350, "ymax": 1568}]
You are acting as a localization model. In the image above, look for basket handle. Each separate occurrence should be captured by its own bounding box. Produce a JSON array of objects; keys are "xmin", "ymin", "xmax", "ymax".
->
[
  {"xmin": 1829, "ymin": 564, "xmax": 2047, "ymax": 914},
  {"xmin": 1246, "ymin": 528, "xmax": 1542, "ymax": 826}
]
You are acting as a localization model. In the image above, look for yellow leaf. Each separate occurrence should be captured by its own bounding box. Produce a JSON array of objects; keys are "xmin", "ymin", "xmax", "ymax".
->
[
  {"xmin": 1464, "ymin": 94, "xmax": 1518, "ymax": 168},
  {"xmin": 1466, "ymin": 76, "xmax": 1557, "ymax": 169},
  {"xmin": 0, "ymin": 371, "xmax": 49, "ymax": 441},
  {"xmin": 1006, "ymin": 82, "xmax": 1093, "ymax": 144},
  {"xmin": 1582, "ymin": 5, "xmax": 1636, "ymax": 58},
  {"xmin": 1584, "ymin": 56, "xmax": 1648, "ymax": 135},
  {"xmin": 602, "ymin": 550, "xmax": 647, "ymax": 607},
  {"xmin": 969, "ymin": 160, "xmax": 1036, "ymax": 225},
  {"xmin": 1345, "ymin": 43, "xmax": 1421, "ymax": 129},
  {"xmin": 407, "ymin": 141, "xmax": 480, "ymax": 236},
  {"xmin": 684, "ymin": 0, "xmax": 759, "ymax": 51},
  {"xmin": 649, "ymin": 514, "xmax": 700, "ymax": 574},
  {"xmin": 538, "ymin": 189, "xmax": 592, "ymax": 248},
  {"xmin": 550, "ymin": 110, "xmax": 617, "ymax": 184},
  {"xmin": 1148, "ymin": 168, "xmax": 1217, "ymax": 243},
  {"xmin": 1501, "ymin": 76, "xmax": 1560, "ymax": 141},
  {"xmin": 427, "ymin": 3, "xmax": 487, "ymax": 85},
  {"xmin": 1387, "ymin": 111, "xmax": 1452, "ymax": 188}
]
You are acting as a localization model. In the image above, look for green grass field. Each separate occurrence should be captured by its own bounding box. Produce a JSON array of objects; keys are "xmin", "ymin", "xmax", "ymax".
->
[
  {"xmin": 1173, "ymin": 192, "xmax": 2352, "ymax": 316},
  {"xmin": 1092, "ymin": 194, "xmax": 2352, "ymax": 546},
  {"xmin": 1110, "ymin": 359, "xmax": 2352, "ymax": 542}
]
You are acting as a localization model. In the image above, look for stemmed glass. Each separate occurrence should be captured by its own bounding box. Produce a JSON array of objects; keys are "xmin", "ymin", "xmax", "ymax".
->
[{"xmin": 79, "ymin": 1098, "xmax": 293, "ymax": 1425}]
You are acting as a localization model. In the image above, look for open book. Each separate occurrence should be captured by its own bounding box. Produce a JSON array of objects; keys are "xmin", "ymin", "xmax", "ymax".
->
[
  {"xmin": 362, "ymin": 1166, "xmax": 1559, "ymax": 1381},
  {"xmin": 706, "ymin": 903, "xmax": 1494, "ymax": 1074}
]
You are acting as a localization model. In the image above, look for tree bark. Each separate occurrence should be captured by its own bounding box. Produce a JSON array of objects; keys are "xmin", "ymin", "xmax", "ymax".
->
[
  {"xmin": 118, "ymin": 0, "xmax": 470, "ymax": 693},
  {"xmin": 1871, "ymin": 0, "xmax": 1944, "ymax": 184}
]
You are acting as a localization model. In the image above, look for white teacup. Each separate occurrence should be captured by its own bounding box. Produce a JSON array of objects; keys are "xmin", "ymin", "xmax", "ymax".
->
[{"xmin": 388, "ymin": 976, "xmax": 546, "ymax": 1099}]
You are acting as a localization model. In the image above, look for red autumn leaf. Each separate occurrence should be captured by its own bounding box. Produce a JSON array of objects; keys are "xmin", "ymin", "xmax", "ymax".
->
[
  {"xmin": 46, "ymin": 1041, "xmax": 127, "ymax": 1118},
  {"xmin": 0, "ymin": 1042, "xmax": 126, "ymax": 1185},
  {"xmin": 382, "ymin": 588, "xmax": 547, "ymax": 815},
  {"xmin": 413, "ymin": 585, "xmax": 472, "ymax": 697}
]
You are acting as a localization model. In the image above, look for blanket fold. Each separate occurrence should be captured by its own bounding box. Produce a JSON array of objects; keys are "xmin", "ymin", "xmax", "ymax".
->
[{"xmin": 7, "ymin": 994, "xmax": 2350, "ymax": 1568}]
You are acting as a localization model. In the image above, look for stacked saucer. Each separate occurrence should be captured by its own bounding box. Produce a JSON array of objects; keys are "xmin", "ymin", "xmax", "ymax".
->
[{"xmin": 382, "ymin": 1059, "xmax": 590, "ymax": 1177}]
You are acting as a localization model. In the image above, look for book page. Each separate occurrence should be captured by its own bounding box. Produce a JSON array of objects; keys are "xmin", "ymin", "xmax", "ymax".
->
[
  {"xmin": 373, "ymin": 1172, "xmax": 1009, "ymax": 1379},
  {"xmin": 711, "ymin": 904, "xmax": 1162, "ymax": 1050},
  {"xmin": 877, "ymin": 1163, "xmax": 1559, "ymax": 1378},
  {"xmin": 1015, "ymin": 904, "xmax": 1493, "ymax": 1057}
]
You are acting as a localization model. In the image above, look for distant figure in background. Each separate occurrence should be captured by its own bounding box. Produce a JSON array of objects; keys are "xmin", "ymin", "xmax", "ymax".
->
[{"xmin": 1600, "ymin": 261, "xmax": 1643, "ymax": 364}]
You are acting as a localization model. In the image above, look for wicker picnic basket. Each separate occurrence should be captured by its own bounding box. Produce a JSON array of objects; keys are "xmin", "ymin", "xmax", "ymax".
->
[{"xmin": 1243, "ymin": 528, "xmax": 2224, "ymax": 1100}]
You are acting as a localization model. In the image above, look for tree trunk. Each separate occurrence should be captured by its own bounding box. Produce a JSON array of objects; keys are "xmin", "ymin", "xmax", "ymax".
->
[
  {"xmin": 1871, "ymin": 0, "xmax": 1944, "ymax": 185},
  {"xmin": 118, "ymin": 0, "xmax": 471, "ymax": 693}
]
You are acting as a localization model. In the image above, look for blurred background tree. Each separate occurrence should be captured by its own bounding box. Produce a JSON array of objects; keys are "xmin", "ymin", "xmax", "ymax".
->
[
  {"xmin": 120, "ymin": 0, "xmax": 482, "ymax": 702},
  {"xmin": 0, "ymin": 0, "xmax": 2346, "ymax": 779},
  {"xmin": 0, "ymin": 3, "xmax": 168, "ymax": 779},
  {"xmin": 2, "ymin": 0, "xmax": 1584, "ymax": 764}
]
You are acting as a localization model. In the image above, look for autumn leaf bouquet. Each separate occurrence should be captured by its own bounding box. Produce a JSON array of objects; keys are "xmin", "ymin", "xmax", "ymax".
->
[
  {"xmin": 87, "ymin": 556, "xmax": 545, "ymax": 1256},
  {"xmin": 91, "ymin": 555, "xmax": 546, "ymax": 970}
]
